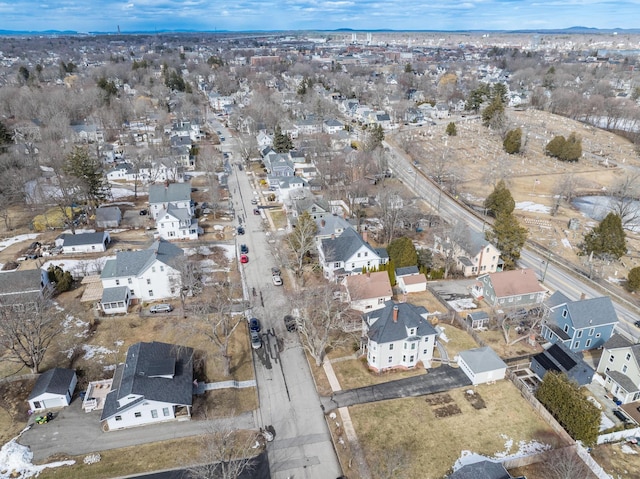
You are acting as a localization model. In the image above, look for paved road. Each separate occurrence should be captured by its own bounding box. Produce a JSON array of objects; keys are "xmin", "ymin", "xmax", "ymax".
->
[{"xmin": 321, "ymin": 365, "xmax": 471, "ymax": 411}]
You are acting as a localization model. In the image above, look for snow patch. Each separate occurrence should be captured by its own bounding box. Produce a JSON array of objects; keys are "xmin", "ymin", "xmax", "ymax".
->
[
  {"xmin": 0, "ymin": 428, "xmax": 75, "ymax": 478},
  {"xmin": 448, "ymin": 298, "xmax": 477, "ymax": 311},
  {"xmin": 621, "ymin": 444, "xmax": 638, "ymax": 455},
  {"xmin": 0, "ymin": 234, "xmax": 40, "ymax": 253},
  {"xmin": 41, "ymin": 256, "xmax": 114, "ymax": 277},
  {"xmin": 110, "ymin": 187, "xmax": 147, "ymax": 199},
  {"xmin": 81, "ymin": 345, "xmax": 115, "ymax": 360},
  {"xmin": 453, "ymin": 438, "xmax": 551, "ymax": 471},
  {"xmin": 515, "ymin": 201, "xmax": 551, "ymax": 214}
]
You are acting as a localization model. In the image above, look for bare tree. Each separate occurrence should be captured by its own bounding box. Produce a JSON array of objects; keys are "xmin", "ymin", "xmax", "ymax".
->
[
  {"xmin": 170, "ymin": 256, "xmax": 204, "ymax": 317},
  {"xmin": 377, "ymin": 187, "xmax": 409, "ymax": 244},
  {"xmin": 367, "ymin": 441, "xmax": 411, "ymax": 479},
  {"xmin": 542, "ymin": 447, "xmax": 591, "ymax": 479},
  {"xmin": 289, "ymin": 284, "xmax": 356, "ymax": 367},
  {"xmin": 286, "ymin": 211, "xmax": 318, "ymax": 281},
  {"xmin": 187, "ymin": 426, "xmax": 258, "ymax": 479},
  {"xmin": 609, "ymin": 172, "xmax": 640, "ymax": 229},
  {"xmin": 0, "ymin": 291, "xmax": 63, "ymax": 373}
]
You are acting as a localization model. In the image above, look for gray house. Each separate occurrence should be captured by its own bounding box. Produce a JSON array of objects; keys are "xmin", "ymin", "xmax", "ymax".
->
[
  {"xmin": 540, "ymin": 294, "xmax": 618, "ymax": 352},
  {"xmin": 0, "ymin": 268, "xmax": 50, "ymax": 308},
  {"xmin": 531, "ymin": 342, "xmax": 595, "ymax": 386},
  {"xmin": 472, "ymin": 269, "xmax": 546, "ymax": 309},
  {"xmin": 28, "ymin": 368, "xmax": 77, "ymax": 411},
  {"xmin": 148, "ymin": 183, "xmax": 192, "ymax": 220},
  {"xmin": 95, "ymin": 207, "xmax": 122, "ymax": 228},
  {"xmin": 596, "ymin": 334, "xmax": 640, "ymax": 404}
]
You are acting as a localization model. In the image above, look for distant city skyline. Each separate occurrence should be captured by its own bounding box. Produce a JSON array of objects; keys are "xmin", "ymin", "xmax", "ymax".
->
[{"xmin": 2, "ymin": 0, "xmax": 638, "ymax": 33}]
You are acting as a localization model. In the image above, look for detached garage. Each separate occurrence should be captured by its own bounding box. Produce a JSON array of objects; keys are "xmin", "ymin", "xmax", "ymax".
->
[
  {"xmin": 457, "ymin": 346, "xmax": 507, "ymax": 386},
  {"xmin": 28, "ymin": 368, "xmax": 77, "ymax": 412}
]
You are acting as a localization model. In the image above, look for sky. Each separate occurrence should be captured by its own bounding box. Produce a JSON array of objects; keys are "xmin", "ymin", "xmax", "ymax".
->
[{"xmin": 1, "ymin": 0, "xmax": 638, "ymax": 33}]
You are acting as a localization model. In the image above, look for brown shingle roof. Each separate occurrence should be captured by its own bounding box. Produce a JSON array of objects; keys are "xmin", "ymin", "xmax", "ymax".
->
[
  {"xmin": 488, "ymin": 268, "xmax": 545, "ymax": 298},
  {"xmin": 345, "ymin": 272, "xmax": 392, "ymax": 301}
]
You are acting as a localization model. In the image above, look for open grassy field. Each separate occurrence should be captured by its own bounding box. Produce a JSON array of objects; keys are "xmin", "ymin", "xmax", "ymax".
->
[{"xmin": 349, "ymin": 381, "xmax": 568, "ymax": 478}]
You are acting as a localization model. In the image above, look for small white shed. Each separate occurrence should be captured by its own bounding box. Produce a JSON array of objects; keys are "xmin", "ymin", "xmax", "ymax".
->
[
  {"xmin": 28, "ymin": 368, "xmax": 77, "ymax": 411},
  {"xmin": 62, "ymin": 231, "xmax": 110, "ymax": 254},
  {"xmin": 457, "ymin": 346, "xmax": 507, "ymax": 385}
]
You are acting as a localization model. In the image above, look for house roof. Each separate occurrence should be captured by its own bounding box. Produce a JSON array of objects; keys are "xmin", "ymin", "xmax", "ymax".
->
[
  {"xmin": 315, "ymin": 215, "xmax": 353, "ymax": 237},
  {"xmin": 293, "ymin": 196, "xmax": 331, "ymax": 215},
  {"xmin": 345, "ymin": 272, "xmax": 392, "ymax": 301},
  {"xmin": 603, "ymin": 333, "xmax": 635, "ymax": 351},
  {"xmin": 321, "ymin": 228, "xmax": 378, "ymax": 263},
  {"xmin": 62, "ymin": 231, "xmax": 107, "ymax": 247},
  {"xmin": 96, "ymin": 207, "xmax": 121, "ymax": 222},
  {"xmin": 374, "ymin": 247, "xmax": 389, "ymax": 260},
  {"xmin": 366, "ymin": 301, "xmax": 436, "ymax": 344},
  {"xmin": 101, "ymin": 239, "xmax": 183, "ymax": 280},
  {"xmin": 149, "ymin": 183, "xmax": 192, "ymax": 204},
  {"xmin": 533, "ymin": 342, "xmax": 593, "ymax": 378},
  {"xmin": 0, "ymin": 269, "xmax": 43, "ymax": 298},
  {"xmin": 607, "ymin": 370, "xmax": 639, "ymax": 394},
  {"xmin": 545, "ymin": 290, "xmax": 572, "ymax": 309},
  {"xmin": 158, "ymin": 203, "xmax": 192, "ymax": 222},
  {"xmin": 484, "ymin": 269, "xmax": 545, "ymax": 298},
  {"xmin": 396, "ymin": 266, "xmax": 419, "ymax": 277},
  {"xmin": 101, "ymin": 341, "xmax": 193, "ymax": 420},
  {"xmin": 467, "ymin": 311, "xmax": 490, "ymax": 321},
  {"xmin": 28, "ymin": 367, "xmax": 75, "ymax": 400},
  {"xmin": 458, "ymin": 346, "xmax": 507, "ymax": 374},
  {"xmin": 449, "ymin": 460, "xmax": 511, "ymax": 479},
  {"xmin": 402, "ymin": 274, "xmax": 427, "ymax": 285},
  {"xmin": 101, "ymin": 286, "xmax": 129, "ymax": 304},
  {"xmin": 550, "ymin": 296, "xmax": 618, "ymax": 329},
  {"xmin": 460, "ymin": 230, "xmax": 492, "ymax": 256}
]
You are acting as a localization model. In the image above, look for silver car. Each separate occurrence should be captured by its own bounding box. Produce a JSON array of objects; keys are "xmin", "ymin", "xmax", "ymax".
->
[
  {"xmin": 250, "ymin": 330, "xmax": 262, "ymax": 349},
  {"xmin": 149, "ymin": 303, "xmax": 173, "ymax": 313}
]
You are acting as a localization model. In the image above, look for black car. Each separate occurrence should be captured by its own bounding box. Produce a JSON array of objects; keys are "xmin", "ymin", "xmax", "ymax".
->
[
  {"xmin": 284, "ymin": 315, "xmax": 297, "ymax": 332},
  {"xmin": 139, "ymin": 209, "xmax": 148, "ymax": 216},
  {"xmin": 249, "ymin": 317, "xmax": 261, "ymax": 332},
  {"xmin": 240, "ymin": 244, "xmax": 249, "ymax": 254},
  {"xmin": 237, "ymin": 226, "xmax": 245, "ymax": 235},
  {"xmin": 635, "ymin": 320, "xmax": 640, "ymax": 328}
]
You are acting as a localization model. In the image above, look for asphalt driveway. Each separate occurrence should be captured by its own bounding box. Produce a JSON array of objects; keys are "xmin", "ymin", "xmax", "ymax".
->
[{"xmin": 321, "ymin": 365, "xmax": 472, "ymax": 411}]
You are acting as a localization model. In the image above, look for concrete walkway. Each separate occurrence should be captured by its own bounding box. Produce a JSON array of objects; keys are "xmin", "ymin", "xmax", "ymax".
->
[{"xmin": 322, "ymin": 359, "xmax": 372, "ymax": 479}]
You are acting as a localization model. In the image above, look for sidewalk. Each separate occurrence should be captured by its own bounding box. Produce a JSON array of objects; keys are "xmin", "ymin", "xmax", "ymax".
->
[{"xmin": 322, "ymin": 359, "xmax": 371, "ymax": 479}]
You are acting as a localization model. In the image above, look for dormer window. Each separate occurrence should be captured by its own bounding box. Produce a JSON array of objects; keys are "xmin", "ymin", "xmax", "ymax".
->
[{"xmin": 562, "ymin": 310, "xmax": 568, "ymax": 318}]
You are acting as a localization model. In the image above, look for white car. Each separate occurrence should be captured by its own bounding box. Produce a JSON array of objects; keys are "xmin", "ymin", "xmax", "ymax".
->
[
  {"xmin": 272, "ymin": 275, "xmax": 283, "ymax": 286},
  {"xmin": 149, "ymin": 303, "xmax": 173, "ymax": 313}
]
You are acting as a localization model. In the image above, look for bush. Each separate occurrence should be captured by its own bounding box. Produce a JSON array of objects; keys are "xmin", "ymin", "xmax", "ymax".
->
[
  {"xmin": 627, "ymin": 267, "xmax": 640, "ymax": 292},
  {"xmin": 503, "ymin": 128, "xmax": 522, "ymax": 154},
  {"xmin": 446, "ymin": 122, "xmax": 457, "ymax": 136},
  {"xmin": 545, "ymin": 133, "xmax": 582, "ymax": 162}
]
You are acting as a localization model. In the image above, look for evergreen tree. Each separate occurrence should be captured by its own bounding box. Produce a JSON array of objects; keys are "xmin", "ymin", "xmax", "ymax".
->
[
  {"xmin": 366, "ymin": 124, "xmax": 385, "ymax": 151},
  {"xmin": 580, "ymin": 212, "xmax": 627, "ymax": 260},
  {"xmin": 627, "ymin": 267, "xmax": 640, "ymax": 292},
  {"xmin": 465, "ymin": 83, "xmax": 490, "ymax": 113},
  {"xmin": 535, "ymin": 372, "xmax": 600, "ymax": 446},
  {"xmin": 446, "ymin": 122, "xmax": 457, "ymax": 136},
  {"xmin": 0, "ymin": 121, "xmax": 12, "ymax": 151},
  {"xmin": 273, "ymin": 125, "xmax": 293, "ymax": 153},
  {"xmin": 484, "ymin": 179, "xmax": 515, "ymax": 217},
  {"xmin": 47, "ymin": 265, "xmax": 73, "ymax": 294},
  {"xmin": 485, "ymin": 212, "xmax": 527, "ymax": 270},
  {"xmin": 491, "ymin": 82, "xmax": 508, "ymax": 104},
  {"xmin": 503, "ymin": 128, "xmax": 522, "ymax": 154},
  {"xmin": 387, "ymin": 260, "xmax": 396, "ymax": 286},
  {"xmin": 481, "ymin": 95, "xmax": 504, "ymax": 127},
  {"xmin": 387, "ymin": 237, "xmax": 418, "ymax": 268},
  {"xmin": 64, "ymin": 146, "xmax": 111, "ymax": 213},
  {"xmin": 545, "ymin": 133, "xmax": 581, "ymax": 162}
]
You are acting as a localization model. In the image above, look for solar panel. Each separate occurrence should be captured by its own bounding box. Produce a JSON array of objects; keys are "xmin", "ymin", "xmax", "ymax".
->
[
  {"xmin": 548, "ymin": 344, "xmax": 576, "ymax": 371},
  {"xmin": 145, "ymin": 358, "xmax": 176, "ymax": 378},
  {"xmin": 534, "ymin": 353, "xmax": 560, "ymax": 373}
]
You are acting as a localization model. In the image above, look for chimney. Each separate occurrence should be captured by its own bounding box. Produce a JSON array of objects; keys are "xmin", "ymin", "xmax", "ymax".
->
[
  {"xmin": 393, "ymin": 305, "xmax": 398, "ymax": 323},
  {"xmin": 580, "ymin": 292, "xmax": 586, "ymax": 300},
  {"xmin": 331, "ymin": 233, "xmax": 335, "ymax": 240},
  {"xmin": 367, "ymin": 271, "xmax": 371, "ymax": 278},
  {"xmin": 362, "ymin": 230, "xmax": 368, "ymax": 243},
  {"xmin": 321, "ymin": 219, "xmax": 326, "ymax": 227}
]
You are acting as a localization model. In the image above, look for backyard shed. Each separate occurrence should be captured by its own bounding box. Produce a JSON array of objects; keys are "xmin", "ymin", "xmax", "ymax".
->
[
  {"xmin": 457, "ymin": 346, "xmax": 507, "ymax": 385},
  {"xmin": 95, "ymin": 206, "xmax": 122, "ymax": 228},
  {"xmin": 28, "ymin": 368, "xmax": 77, "ymax": 411}
]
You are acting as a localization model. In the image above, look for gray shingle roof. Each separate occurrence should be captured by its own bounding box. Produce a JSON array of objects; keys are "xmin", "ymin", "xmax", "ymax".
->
[
  {"xmin": 149, "ymin": 183, "xmax": 192, "ymax": 204},
  {"xmin": 449, "ymin": 460, "xmax": 511, "ymax": 479},
  {"xmin": 458, "ymin": 347, "xmax": 507, "ymax": 374},
  {"xmin": 101, "ymin": 341, "xmax": 193, "ymax": 421},
  {"xmin": 96, "ymin": 207, "xmax": 122, "ymax": 223},
  {"xmin": 101, "ymin": 239, "xmax": 183, "ymax": 279},
  {"xmin": 0, "ymin": 269, "xmax": 43, "ymax": 298},
  {"xmin": 545, "ymin": 290, "xmax": 572, "ymax": 309},
  {"xmin": 62, "ymin": 231, "xmax": 108, "ymax": 247},
  {"xmin": 315, "ymin": 215, "xmax": 353, "ymax": 237},
  {"xmin": 607, "ymin": 370, "xmax": 639, "ymax": 394},
  {"xmin": 158, "ymin": 203, "xmax": 192, "ymax": 222},
  {"xmin": 101, "ymin": 286, "xmax": 129, "ymax": 303},
  {"xmin": 395, "ymin": 266, "xmax": 419, "ymax": 277},
  {"xmin": 28, "ymin": 368, "xmax": 75, "ymax": 400},
  {"xmin": 366, "ymin": 301, "xmax": 436, "ymax": 344},
  {"xmin": 321, "ymin": 228, "xmax": 378, "ymax": 263},
  {"xmin": 551, "ymin": 296, "xmax": 618, "ymax": 329}
]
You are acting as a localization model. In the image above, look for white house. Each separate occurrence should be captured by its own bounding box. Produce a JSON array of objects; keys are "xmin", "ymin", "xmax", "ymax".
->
[
  {"xmin": 457, "ymin": 346, "xmax": 507, "ymax": 385},
  {"xmin": 395, "ymin": 266, "xmax": 427, "ymax": 293},
  {"xmin": 435, "ymin": 229, "xmax": 502, "ymax": 277},
  {"xmin": 318, "ymin": 228, "xmax": 385, "ymax": 281},
  {"xmin": 148, "ymin": 183, "xmax": 193, "ymax": 220},
  {"xmin": 99, "ymin": 239, "xmax": 183, "ymax": 314},
  {"xmin": 344, "ymin": 271, "xmax": 393, "ymax": 312},
  {"xmin": 156, "ymin": 204, "xmax": 199, "ymax": 241},
  {"xmin": 101, "ymin": 341, "xmax": 193, "ymax": 431},
  {"xmin": 363, "ymin": 301, "xmax": 438, "ymax": 372},
  {"xmin": 61, "ymin": 231, "xmax": 110, "ymax": 254},
  {"xmin": 28, "ymin": 368, "xmax": 77, "ymax": 411}
]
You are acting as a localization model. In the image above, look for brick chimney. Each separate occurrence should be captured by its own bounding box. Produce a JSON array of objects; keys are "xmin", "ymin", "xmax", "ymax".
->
[
  {"xmin": 393, "ymin": 305, "xmax": 398, "ymax": 323},
  {"xmin": 362, "ymin": 230, "xmax": 368, "ymax": 243},
  {"xmin": 321, "ymin": 219, "xmax": 326, "ymax": 227},
  {"xmin": 580, "ymin": 292, "xmax": 586, "ymax": 300}
]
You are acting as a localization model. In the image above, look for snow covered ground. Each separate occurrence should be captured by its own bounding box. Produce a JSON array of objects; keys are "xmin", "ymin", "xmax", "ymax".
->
[
  {"xmin": 0, "ymin": 234, "xmax": 39, "ymax": 253},
  {"xmin": 41, "ymin": 256, "xmax": 114, "ymax": 277},
  {"xmin": 452, "ymin": 436, "xmax": 551, "ymax": 471},
  {"xmin": 515, "ymin": 201, "xmax": 551, "ymax": 214}
]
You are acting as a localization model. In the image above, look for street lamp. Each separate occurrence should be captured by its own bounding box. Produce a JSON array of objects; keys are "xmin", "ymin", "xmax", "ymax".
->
[{"xmin": 541, "ymin": 251, "xmax": 552, "ymax": 283}]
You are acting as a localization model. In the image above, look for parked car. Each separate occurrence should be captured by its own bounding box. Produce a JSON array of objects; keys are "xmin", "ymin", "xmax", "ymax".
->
[
  {"xmin": 284, "ymin": 315, "xmax": 297, "ymax": 332},
  {"xmin": 150, "ymin": 303, "xmax": 173, "ymax": 314},
  {"xmin": 139, "ymin": 209, "xmax": 148, "ymax": 216},
  {"xmin": 237, "ymin": 226, "xmax": 245, "ymax": 235},
  {"xmin": 240, "ymin": 254, "xmax": 249, "ymax": 264},
  {"xmin": 253, "ymin": 208, "xmax": 260, "ymax": 215},
  {"xmin": 272, "ymin": 275, "xmax": 283, "ymax": 286},
  {"xmin": 250, "ymin": 330, "xmax": 262, "ymax": 349},
  {"xmin": 251, "ymin": 198, "xmax": 258, "ymax": 205},
  {"xmin": 240, "ymin": 244, "xmax": 249, "ymax": 254},
  {"xmin": 238, "ymin": 164, "xmax": 244, "ymax": 171},
  {"xmin": 635, "ymin": 320, "xmax": 640, "ymax": 328},
  {"xmin": 271, "ymin": 267, "xmax": 281, "ymax": 276},
  {"xmin": 249, "ymin": 317, "xmax": 261, "ymax": 332}
]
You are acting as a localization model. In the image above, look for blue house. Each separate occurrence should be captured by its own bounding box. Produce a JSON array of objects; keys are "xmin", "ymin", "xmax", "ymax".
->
[{"xmin": 540, "ymin": 292, "xmax": 618, "ymax": 352}]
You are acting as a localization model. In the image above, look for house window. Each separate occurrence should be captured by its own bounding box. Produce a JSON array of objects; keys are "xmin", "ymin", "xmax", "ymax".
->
[
  {"xmin": 357, "ymin": 253, "xmax": 361, "ymax": 258},
  {"xmin": 562, "ymin": 310, "xmax": 568, "ymax": 318},
  {"xmin": 589, "ymin": 328, "xmax": 594, "ymax": 336},
  {"xmin": 163, "ymin": 407, "xmax": 170, "ymax": 416},
  {"xmin": 623, "ymin": 365, "xmax": 628, "ymax": 374},
  {"xmin": 605, "ymin": 367, "xmax": 610, "ymax": 374},
  {"xmin": 115, "ymin": 416, "xmax": 122, "ymax": 421},
  {"xmin": 152, "ymin": 267, "xmax": 156, "ymax": 273},
  {"xmin": 91, "ymin": 245, "xmax": 96, "ymax": 250},
  {"xmin": 351, "ymin": 263, "xmax": 355, "ymax": 268},
  {"xmin": 128, "ymin": 278, "xmax": 132, "ymax": 284},
  {"xmin": 596, "ymin": 333, "xmax": 601, "ymax": 338},
  {"xmin": 585, "ymin": 339, "xmax": 591, "ymax": 348},
  {"xmin": 573, "ymin": 341, "xmax": 579, "ymax": 349},
  {"xmin": 577, "ymin": 330, "xmax": 583, "ymax": 338},
  {"xmin": 372, "ymin": 356, "xmax": 376, "ymax": 363},
  {"xmin": 365, "ymin": 252, "xmax": 368, "ymax": 257},
  {"xmin": 626, "ymin": 353, "xmax": 631, "ymax": 361},
  {"xmin": 115, "ymin": 279, "xmax": 120, "ymax": 286},
  {"xmin": 135, "ymin": 412, "xmax": 142, "ymax": 418},
  {"xmin": 409, "ymin": 355, "xmax": 414, "ymax": 362},
  {"xmin": 402, "ymin": 355, "xmax": 406, "ymax": 362},
  {"xmin": 563, "ymin": 325, "xmax": 569, "ymax": 333},
  {"xmin": 160, "ymin": 266, "xmax": 164, "ymax": 272},
  {"xmin": 389, "ymin": 344, "xmax": 394, "ymax": 350},
  {"xmin": 151, "ymin": 409, "xmax": 158, "ymax": 418},
  {"xmin": 148, "ymin": 290, "xmax": 153, "ymax": 297},
  {"xmin": 609, "ymin": 354, "xmax": 615, "ymax": 363},
  {"xmin": 334, "ymin": 262, "xmax": 340, "ymax": 268},
  {"xmin": 423, "ymin": 349, "xmax": 428, "ymax": 355},
  {"xmin": 147, "ymin": 278, "xmax": 151, "ymax": 285},
  {"xmin": 411, "ymin": 343, "xmax": 416, "ymax": 350},
  {"xmin": 410, "ymin": 328, "xmax": 416, "ymax": 335},
  {"xmin": 388, "ymin": 356, "xmax": 393, "ymax": 363}
]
